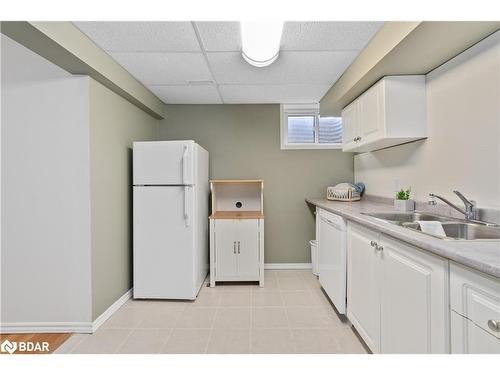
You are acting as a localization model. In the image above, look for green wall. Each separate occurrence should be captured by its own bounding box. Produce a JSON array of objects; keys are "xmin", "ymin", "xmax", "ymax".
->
[
  {"xmin": 89, "ymin": 78, "xmax": 158, "ymax": 319},
  {"xmin": 159, "ymin": 104, "xmax": 354, "ymax": 263}
]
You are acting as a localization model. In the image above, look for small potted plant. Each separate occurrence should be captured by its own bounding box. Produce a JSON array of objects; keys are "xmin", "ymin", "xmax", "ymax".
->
[{"xmin": 394, "ymin": 188, "xmax": 415, "ymax": 212}]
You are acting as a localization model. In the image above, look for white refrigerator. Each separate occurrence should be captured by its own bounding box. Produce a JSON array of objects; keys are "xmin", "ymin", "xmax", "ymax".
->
[{"xmin": 133, "ymin": 140, "xmax": 209, "ymax": 300}]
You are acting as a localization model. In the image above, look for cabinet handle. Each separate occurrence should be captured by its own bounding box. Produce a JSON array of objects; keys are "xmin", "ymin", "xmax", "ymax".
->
[
  {"xmin": 237, "ymin": 241, "xmax": 241, "ymax": 254},
  {"xmin": 370, "ymin": 241, "xmax": 377, "ymax": 247},
  {"xmin": 233, "ymin": 241, "xmax": 236, "ymax": 254},
  {"xmin": 488, "ymin": 319, "xmax": 500, "ymax": 332},
  {"xmin": 376, "ymin": 245, "xmax": 384, "ymax": 252},
  {"xmin": 353, "ymin": 137, "xmax": 357, "ymax": 142}
]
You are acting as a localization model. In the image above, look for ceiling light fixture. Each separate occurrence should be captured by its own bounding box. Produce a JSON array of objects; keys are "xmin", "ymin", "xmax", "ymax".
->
[{"xmin": 240, "ymin": 21, "xmax": 284, "ymax": 68}]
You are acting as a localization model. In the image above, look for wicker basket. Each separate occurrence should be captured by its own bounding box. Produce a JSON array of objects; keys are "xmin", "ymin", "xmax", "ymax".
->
[{"xmin": 327, "ymin": 186, "xmax": 361, "ymax": 201}]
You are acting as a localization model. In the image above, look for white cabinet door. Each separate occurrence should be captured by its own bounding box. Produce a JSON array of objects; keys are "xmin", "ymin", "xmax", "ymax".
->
[
  {"xmin": 359, "ymin": 80, "xmax": 384, "ymax": 144},
  {"xmin": 450, "ymin": 262, "xmax": 500, "ymax": 340},
  {"xmin": 340, "ymin": 76, "xmax": 426, "ymax": 153},
  {"xmin": 380, "ymin": 235, "xmax": 449, "ymax": 353},
  {"xmin": 347, "ymin": 223, "xmax": 381, "ymax": 353},
  {"xmin": 215, "ymin": 220, "xmax": 238, "ymax": 279},
  {"xmin": 451, "ymin": 312, "xmax": 500, "ymax": 354},
  {"xmin": 341, "ymin": 101, "xmax": 359, "ymax": 151},
  {"xmin": 213, "ymin": 219, "xmax": 261, "ymax": 282},
  {"xmin": 236, "ymin": 219, "xmax": 260, "ymax": 279}
]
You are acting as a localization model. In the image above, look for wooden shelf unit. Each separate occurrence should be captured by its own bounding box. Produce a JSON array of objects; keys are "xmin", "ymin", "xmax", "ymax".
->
[
  {"xmin": 209, "ymin": 211, "xmax": 264, "ymax": 220},
  {"xmin": 210, "ymin": 179, "xmax": 264, "ymax": 218},
  {"xmin": 209, "ymin": 179, "xmax": 264, "ymax": 287}
]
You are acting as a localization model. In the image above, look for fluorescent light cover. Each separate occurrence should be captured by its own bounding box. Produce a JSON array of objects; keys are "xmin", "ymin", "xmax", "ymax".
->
[{"xmin": 241, "ymin": 21, "xmax": 284, "ymax": 68}]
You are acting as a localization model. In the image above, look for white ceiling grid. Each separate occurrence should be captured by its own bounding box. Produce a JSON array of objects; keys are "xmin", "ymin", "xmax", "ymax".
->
[{"xmin": 74, "ymin": 21, "xmax": 382, "ymax": 104}]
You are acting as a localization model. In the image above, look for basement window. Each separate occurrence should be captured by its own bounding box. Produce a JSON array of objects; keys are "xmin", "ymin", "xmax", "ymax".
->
[{"xmin": 280, "ymin": 104, "xmax": 343, "ymax": 149}]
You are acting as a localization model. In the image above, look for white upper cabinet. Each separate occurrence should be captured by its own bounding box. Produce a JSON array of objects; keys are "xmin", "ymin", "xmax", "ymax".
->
[
  {"xmin": 341, "ymin": 76, "xmax": 427, "ymax": 153},
  {"xmin": 341, "ymin": 100, "xmax": 360, "ymax": 151}
]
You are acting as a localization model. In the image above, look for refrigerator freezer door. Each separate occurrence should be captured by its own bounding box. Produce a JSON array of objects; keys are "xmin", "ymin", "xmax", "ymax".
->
[
  {"xmin": 133, "ymin": 141, "xmax": 194, "ymax": 186},
  {"xmin": 133, "ymin": 186, "xmax": 196, "ymax": 299}
]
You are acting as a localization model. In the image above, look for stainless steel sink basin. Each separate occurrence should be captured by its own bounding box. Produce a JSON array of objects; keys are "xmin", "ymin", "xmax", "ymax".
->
[
  {"xmin": 361, "ymin": 211, "xmax": 500, "ymax": 241},
  {"xmin": 402, "ymin": 222, "xmax": 500, "ymax": 240},
  {"xmin": 362, "ymin": 212, "xmax": 454, "ymax": 224}
]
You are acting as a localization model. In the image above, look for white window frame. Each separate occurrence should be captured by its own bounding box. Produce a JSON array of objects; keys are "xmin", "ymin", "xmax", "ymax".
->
[{"xmin": 280, "ymin": 103, "xmax": 343, "ymax": 150}]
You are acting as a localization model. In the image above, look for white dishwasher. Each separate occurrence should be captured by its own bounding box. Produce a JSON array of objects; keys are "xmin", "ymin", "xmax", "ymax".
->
[{"xmin": 317, "ymin": 208, "xmax": 347, "ymax": 314}]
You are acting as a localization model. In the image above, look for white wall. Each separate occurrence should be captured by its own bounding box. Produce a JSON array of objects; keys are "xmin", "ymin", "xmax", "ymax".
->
[
  {"xmin": 354, "ymin": 31, "xmax": 500, "ymax": 210},
  {"xmin": 1, "ymin": 35, "xmax": 92, "ymax": 328},
  {"xmin": 89, "ymin": 78, "xmax": 158, "ymax": 320}
]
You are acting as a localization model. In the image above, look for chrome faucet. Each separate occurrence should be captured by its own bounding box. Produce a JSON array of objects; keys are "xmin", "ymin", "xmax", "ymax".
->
[{"xmin": 428, "ymin": 191, "xmax": 478, "ymax": 220}]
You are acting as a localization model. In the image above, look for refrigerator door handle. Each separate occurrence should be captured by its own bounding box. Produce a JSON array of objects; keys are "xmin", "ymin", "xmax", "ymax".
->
[
  {"xmin": 184, "ymin": 186, "xmax": 191, "ymax": 227},
  {"xmin": 182, "ymin": 144, "xmax": 190, "ymax": 185}
]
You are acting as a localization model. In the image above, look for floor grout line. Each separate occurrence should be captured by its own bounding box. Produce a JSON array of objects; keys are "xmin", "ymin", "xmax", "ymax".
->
[
  {"xmin": 113, "ymin": 327, "xmax": 136, "ymax": 354},
  {"xmin": 249, "ymin": 285, "xmax": 254, "ymax": 353},
  {"xmin": 276, "ymin": 272, "xmax": 297, "ymax": 354},
  {"xmin": 203, "ymin": 277, "xmax": 219, "ymax": 354},
  {"xmin": 76, "ymin": 271, "xmax": 366, "ymax": 354}
]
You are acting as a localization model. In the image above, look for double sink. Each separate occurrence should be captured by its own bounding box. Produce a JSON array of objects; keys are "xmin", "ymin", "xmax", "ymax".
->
[{"xmin": 362, "ymin": 212, "xmax": 500, "ymax": 241}]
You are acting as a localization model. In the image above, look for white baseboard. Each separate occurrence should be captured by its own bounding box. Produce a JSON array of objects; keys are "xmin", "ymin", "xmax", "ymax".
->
[
  {"xmin": 264, "ymin": 263, "xmax": 312, "ymax": 270},
  {"xmin": 92, "ymin": 288, "xmax": 132, "ymax": 332},
  {"xmin": 0, "ymin": 322, "xmax": 92, "ymax": 334},
  {"xmin": 0, "ymin": 288, "xmax": 132, "ymax": 334}
]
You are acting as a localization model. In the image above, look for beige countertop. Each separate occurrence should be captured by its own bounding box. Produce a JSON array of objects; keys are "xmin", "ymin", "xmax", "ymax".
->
[{"xmin": 306, "ymin": 198, "xmax": 500, "ymax": 279}]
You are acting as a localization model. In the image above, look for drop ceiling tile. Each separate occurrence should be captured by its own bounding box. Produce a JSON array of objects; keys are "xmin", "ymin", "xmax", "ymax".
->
[
  {"xmin": 74, "ymin": 21, "xmax": 201, "ymax": 52},
  {"xmin": 148, "ymin": 85, "xmax": 222, "ymax": 104},
  {"xmin": 219, "ymin": 84, "xmax": 331, "ymax": 104},
  {"xmin": 195, "ymin": 21, "xmax": 241, "ymax": 52},
  {"xmin": 206, "ymin": 50, "xmax": 358, "ymax": 85},
  {"xmin": 281, "ymin": 21, "xmax": 383, "ymax": 51},
  {"xmin": 109, "ymin": 52, "xmax": 213, "ymax": 85}
]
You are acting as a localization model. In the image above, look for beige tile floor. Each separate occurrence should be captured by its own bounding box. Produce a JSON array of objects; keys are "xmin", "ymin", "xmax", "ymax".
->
[{"xmin": 55, "ymin": 270, "xmax": 368, "ymax": 354}]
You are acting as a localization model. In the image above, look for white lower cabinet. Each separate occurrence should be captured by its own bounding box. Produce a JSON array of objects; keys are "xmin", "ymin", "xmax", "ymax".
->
[
  {"xmin": 347, "ymin": 223, "xmax": 381, "ymax": 352},
  {"xmin": 450, "ymin": 262, "xmax": 500, "ymax": 353},
  {"xmin": 451, "ymin": 312, "xmax": 500, "ymax": 353},
  {"xmin": 210, "ymin": 218, "xmax": 264, "ymax": 286},
  {"xmin": 380, "ymin": 235, "xmax": 449, "ymax": 353},
  {"xmin": 347, "ymin": 222, "xmax": 449, "ymax": 353}
]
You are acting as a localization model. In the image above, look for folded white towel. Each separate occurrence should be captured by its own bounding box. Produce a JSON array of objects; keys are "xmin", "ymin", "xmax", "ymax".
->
[{"xmin": 416, "ymin": 221, "xmax": 446, "ymax": 237}]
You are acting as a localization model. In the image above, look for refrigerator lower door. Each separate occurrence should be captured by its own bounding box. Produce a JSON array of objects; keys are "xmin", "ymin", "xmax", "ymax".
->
[
  {"xmin": 133, "ymin": 141, "xmax": 194, "ymax": 186},
  {"xmin": 133, "ymin": 186, "xmax": 196, "ymax": 299}
]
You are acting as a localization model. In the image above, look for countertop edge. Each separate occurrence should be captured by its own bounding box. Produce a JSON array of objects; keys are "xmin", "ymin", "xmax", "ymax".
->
[{"xmin": 306, "ymin": 198, "xmax": 500, "ymax": 279}]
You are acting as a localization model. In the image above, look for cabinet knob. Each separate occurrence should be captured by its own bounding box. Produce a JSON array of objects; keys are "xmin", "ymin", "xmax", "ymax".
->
[
  {"xmin": 488, "ymin": 319, "xmax": 500, "ymax": 332},
  {"xmin": 370, "ymin": 241, "xmax": 377, "ymax": 247},
  {"xmin": 376, "ymin": 245, "xmax": 384, "ymax": 252}
]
